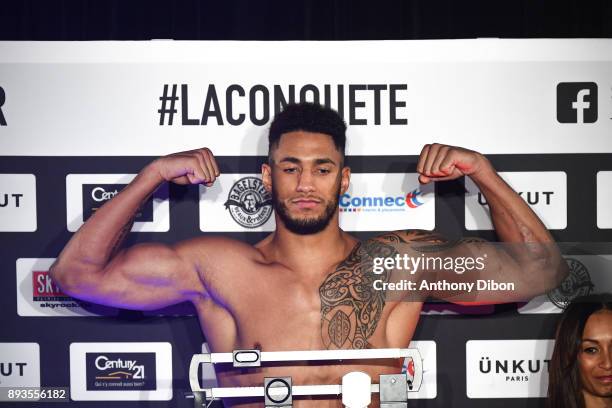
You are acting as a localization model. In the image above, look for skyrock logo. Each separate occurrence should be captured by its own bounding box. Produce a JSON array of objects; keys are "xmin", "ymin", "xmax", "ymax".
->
[{"xmin": 340, "ymin": 189, "xmax": 424, "ymax": 213}]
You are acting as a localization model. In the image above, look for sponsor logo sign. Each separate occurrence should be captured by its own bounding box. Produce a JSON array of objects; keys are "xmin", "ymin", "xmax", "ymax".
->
[
  {"xmin": 466, "ymin": 339, "xmax": 554, "ymax": 398},
  {"xmin": 70, "ymin": 342, "xmax": 172, "ymax": 401},
  {"xmin": 86, "ymin": 353, "xmax": 156, "ymax": 390},
  {"xmin": 223, "ymin": 177, "xmax": 273, "ymax": 228},
  {"xmin": 465, "ymin": 172, "xmax": 567, "ymax": 230},
  {"xmin": 0, "ymin": 343, "xmax": 40, "ymax": 388},
  {"xmin": 339, "ymin": 173, "xmax": 435, "ymax": 231},
  {"xmin": 519, "ymin": 255, "xmax": 612, "ymax": 314},
  {"xmin": 547, "ymin": 258, "xmax": 594, "ymax": 309},
  {"xmin": 16, "ymin": 258, "xmax": 117, "ymax": 317},
  {"xmin": 0, "ymin": 174, "xmax": 36, "ymax": 232},
  {"xmin": 406, "ymin": 340, "xmax": 437, "ymax": 399},
  {"xmin": 66, "ymin": 174, "xmax": 169, "ymax": 232},
  {"xmin": 82, "ymin": 184, "xmax": 154, "ymax": 222},
  {"xmin": 200, "ymin": 174, "xmax": 275, "ymax": 232}
]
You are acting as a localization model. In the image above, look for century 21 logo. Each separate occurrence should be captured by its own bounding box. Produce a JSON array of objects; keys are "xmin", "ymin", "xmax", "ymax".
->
[
  {"xmin": 0, "ymin": 86, "xmax": 6, "ymax": 126},
  {"xmin": 556, "ymin": 82, "xmax": 598, "ymax": 124}
]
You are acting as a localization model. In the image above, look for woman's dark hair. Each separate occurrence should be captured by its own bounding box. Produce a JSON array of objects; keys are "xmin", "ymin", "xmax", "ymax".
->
[
  {"xmin": 547, "ymin": 293, "xmax": 612, "ymax": 408},
  {"xmin": 267, "ymin": 102, "xmax": 346, "ymax": 163}
]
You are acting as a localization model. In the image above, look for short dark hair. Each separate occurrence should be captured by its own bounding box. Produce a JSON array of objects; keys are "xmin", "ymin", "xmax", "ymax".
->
[
  {"xmin": 268, "ymin": 102, "xmax": 347, "ymax": 162},
  {"xmin": 547, "ymin": 293, "xmax": 612, "ymax": 408}
]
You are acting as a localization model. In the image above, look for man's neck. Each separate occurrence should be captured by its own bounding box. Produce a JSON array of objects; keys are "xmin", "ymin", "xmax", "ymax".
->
[{"xmin": 266, "ymin": 216, "xmax": 357, "ymax": 274}]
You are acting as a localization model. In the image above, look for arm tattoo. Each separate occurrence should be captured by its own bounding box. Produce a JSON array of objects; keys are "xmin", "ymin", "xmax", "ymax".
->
[
  {"xmin": 381, "ymin": 229, "xmax": 486, "ymax": 253},
  {"xmin": 377, "ymin": 230, "xmax": 447, "ymax": 246},
  {"xmin": 319, "ymin": 240, "xmax": 397, "ymax": 349},
  {"xmin": 412, "ymin": 236, "xmax": 487, "ymax": 253}
]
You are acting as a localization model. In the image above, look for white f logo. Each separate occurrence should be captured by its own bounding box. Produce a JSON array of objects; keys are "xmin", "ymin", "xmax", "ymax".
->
[{"xmin": 572, "ymin": 89, "xmax": 590, "ymax": 124}]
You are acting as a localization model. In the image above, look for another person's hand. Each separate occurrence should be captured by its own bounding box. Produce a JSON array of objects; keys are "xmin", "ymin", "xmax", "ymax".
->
[
  {"xmin": 417, "ymin": 143, "xmax": 492, "ymax": 184},
  {"xmin": 150, "ymin": 148, "xmax": 220, "ymax": 187}
]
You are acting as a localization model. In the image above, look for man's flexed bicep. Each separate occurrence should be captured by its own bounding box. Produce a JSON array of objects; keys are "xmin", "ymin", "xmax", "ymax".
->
[
  {"xmin": 53, "ymin": 241, "xmax": 205, "ymax": 310},
  {"xmin": 412, "ymin": 143, "xmax": 568, "ymax": 300},
  {"xmin": 49, "ymin": 147, "xmax": 219, "ymax": 310}
]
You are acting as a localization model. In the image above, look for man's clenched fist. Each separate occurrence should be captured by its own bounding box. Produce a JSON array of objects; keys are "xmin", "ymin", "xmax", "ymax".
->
[
  {"xmin": 151, "ymin": 148, "xmax": 220, "ymax": 186},
  {"xmin": 417, "ymin": 143, "xmax": 491, "ymax": 184}
]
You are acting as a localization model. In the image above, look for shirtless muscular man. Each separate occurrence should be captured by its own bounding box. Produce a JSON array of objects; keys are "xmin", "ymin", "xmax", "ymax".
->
[{"xmin": 50, "ymin": 103, "xmax": 566, "ymax": 407}]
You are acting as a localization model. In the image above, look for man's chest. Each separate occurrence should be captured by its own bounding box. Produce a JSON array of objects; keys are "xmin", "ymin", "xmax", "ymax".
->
[{"xmin": 228, "ymin": 242, "xmax": 393, "ymax": 350}]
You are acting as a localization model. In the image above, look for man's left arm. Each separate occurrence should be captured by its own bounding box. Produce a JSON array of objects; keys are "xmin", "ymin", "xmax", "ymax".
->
[
  {"xmin": 418, "ymin": 143, "xmax": 554, "ymax": 243},
  {"xmin": 418, "ymin": 143, "xmax": 550, "ymax": 243},
  {"xmin": 394, "ymin": 144, "xmax": 567, "ymax": 303}
]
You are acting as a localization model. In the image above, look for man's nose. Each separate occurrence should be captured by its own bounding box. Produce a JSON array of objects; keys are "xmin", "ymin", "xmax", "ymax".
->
[{"xmin": 296, "ymin": 171, "xmax": 315, "ymax": 193}]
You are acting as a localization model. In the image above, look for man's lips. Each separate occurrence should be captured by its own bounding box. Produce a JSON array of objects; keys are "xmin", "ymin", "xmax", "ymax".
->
[{"xmin": 291, "ymin": 198, "xmax": 322, "ymax": 209}]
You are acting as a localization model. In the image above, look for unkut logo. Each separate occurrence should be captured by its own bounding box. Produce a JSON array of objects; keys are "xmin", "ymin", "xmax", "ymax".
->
[
  {"xmin": 340, "ymin": 188, "xmax": 424, "ymax": 212},
  {"xmin": 478, "ymin": 191, "xmax": 554, "ymax": 206},
  {"xmin": 479, "ymin": 356, "xmax": 550, "ymax": 382},
  {"xmin": 0, "ymin": 193, "xmax": 23, "ymax": 208},
  {"xmin": 556, "ymin": 82, "xmax": 598, "ymax": 124},
  {"xmin": 0, "ymin": 362, "xmax": 27, "ymax": 378}
]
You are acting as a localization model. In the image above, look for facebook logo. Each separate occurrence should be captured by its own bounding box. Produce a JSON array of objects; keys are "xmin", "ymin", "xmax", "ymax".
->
[{"xmin": 556, "ymin": 82, "xmax": 598, "ymax": 124}]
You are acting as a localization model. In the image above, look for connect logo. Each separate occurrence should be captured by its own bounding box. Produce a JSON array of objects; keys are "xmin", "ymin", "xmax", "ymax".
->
[
  {"xmin": 556, "ymin": 82, "xmax": 598, "ymax": 123},
  {"xmin": 406, "ymin": 189, "xmax": 424, "ymax": 208},
  {"xmin": 340, "ymin": 188, "xmax": 424, "ymax": 212}
]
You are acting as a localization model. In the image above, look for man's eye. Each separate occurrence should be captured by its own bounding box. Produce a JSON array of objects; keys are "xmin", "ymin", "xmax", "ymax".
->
[
  {"xmin": 283, "ymin": 168, "xmax": 297, "ymax": 173},
  {"xmin": 318, "ymin": 168, "xmax": 331, "ymax": 174}
]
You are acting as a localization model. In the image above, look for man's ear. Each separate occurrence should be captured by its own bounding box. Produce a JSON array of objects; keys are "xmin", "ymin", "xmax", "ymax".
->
[
  {"xmin": 262, "ymin": 162, "xmax": 272, "ymax": 192},
  {"xmin": 340, "ymin": 166, "xmax": 351, "ymax": 195}
]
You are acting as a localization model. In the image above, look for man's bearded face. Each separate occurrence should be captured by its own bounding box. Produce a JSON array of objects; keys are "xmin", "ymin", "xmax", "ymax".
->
[{"xmin": 272, "ymin": 182, "xmax": 340, "ymax": 235}]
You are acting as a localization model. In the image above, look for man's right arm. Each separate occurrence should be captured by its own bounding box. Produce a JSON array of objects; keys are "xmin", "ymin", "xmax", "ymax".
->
[{"xmin": 49, "ymin": 148, "xmax": 220, "ymax": 310}]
